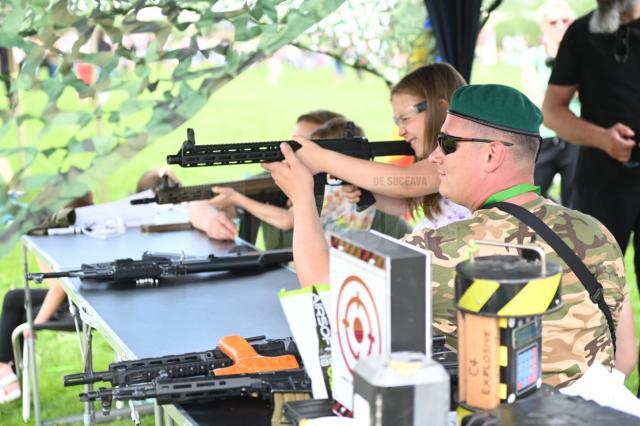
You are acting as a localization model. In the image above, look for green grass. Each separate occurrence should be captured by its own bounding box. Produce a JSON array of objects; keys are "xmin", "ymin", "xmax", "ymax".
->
[{"xmin": 1, "ymin": 59, "xmax": 639, "ymax": 424}]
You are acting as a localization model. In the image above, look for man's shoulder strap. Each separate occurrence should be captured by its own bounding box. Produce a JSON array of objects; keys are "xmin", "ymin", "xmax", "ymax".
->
[{"xmin": 484, "ymin": 201, "xmax": 616, "ymax": 352}]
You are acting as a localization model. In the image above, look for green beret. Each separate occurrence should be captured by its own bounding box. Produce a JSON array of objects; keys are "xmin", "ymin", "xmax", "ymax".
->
[{"xmin": 449, "ymin": 84, "xmax": 543, "ymax": 136}]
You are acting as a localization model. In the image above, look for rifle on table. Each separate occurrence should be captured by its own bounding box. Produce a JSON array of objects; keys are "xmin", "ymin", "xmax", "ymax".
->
[
  {"xmin": 64, "ymin": 335, "xmax": 312, "ymax": 415},
  {"xmin": 130, "ymin": 174, "xmax": 287, "ymax": 207},
  {"xmin": 64, "ymin": 335, "xmax": 300, "ymax": 387},
  {"xmin": 80, "ymin": 369, "xmax": 311, "ymax": 415},
  {"xmin": 166, "ymin": 124, "xmax": 415, "ymax": 212},
  {"xmin": 24, "ymin": 249, "xmax": 292, "ymax": 287}
]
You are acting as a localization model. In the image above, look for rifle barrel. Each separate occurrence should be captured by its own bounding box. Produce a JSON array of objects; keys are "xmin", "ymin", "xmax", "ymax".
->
[
  {"xmin": 25, "ymin": 270, "xmax": 84, "ymax": 281},
  {"xmin": 130, "ymin": 197, "xmax": 158, "ymax": 205},
  {"xmin": 64, "ymin": 371, "xmax": 113, "ymax": 386}
]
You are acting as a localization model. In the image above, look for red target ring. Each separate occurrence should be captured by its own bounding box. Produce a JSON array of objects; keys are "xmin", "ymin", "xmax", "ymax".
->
[{"xmin": 336, "ymin": 275, "xmax": 382, "ymax": 372}]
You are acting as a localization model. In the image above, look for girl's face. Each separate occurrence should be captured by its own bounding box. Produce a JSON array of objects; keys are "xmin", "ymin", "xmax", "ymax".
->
[{"xmin": 391, "ymin": 93, "xmax": 428, "ymax": 158}]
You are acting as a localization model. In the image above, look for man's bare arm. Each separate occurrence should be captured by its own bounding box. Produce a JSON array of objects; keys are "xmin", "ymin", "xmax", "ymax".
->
[
  {"xmin": 614, "ymin": 295, "xmax": 637, "ymax": 376},
  {"xmin": 543, "ymin": 84, "xmax": 635, "ymax": 162},
  {"xmin": 210, "ymin": 187, "xmax": 294, "ymax": 231},
  {"xmin": 188, "ymin": 201, "xmax": 237, "ymax": 240}
]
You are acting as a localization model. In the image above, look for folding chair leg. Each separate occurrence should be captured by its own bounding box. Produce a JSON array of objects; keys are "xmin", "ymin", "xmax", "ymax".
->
[
  {"xmin": 11, "ymin": 323, "xmax": 30, "ymax": 422},
  {"xmin": 11, "ymin": 323, "xmax": 28, "ymax": 386}
]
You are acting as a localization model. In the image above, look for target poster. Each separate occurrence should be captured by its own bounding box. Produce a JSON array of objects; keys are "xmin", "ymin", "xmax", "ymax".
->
[{"xmin": 330, "ymin": 242, "xmax": 389, "ymax": 412}]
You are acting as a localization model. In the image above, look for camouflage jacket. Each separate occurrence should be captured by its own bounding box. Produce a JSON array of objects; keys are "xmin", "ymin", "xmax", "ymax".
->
[{"xmin": 402, "ymin": 196, "xmax": 626, "ymax": 387}]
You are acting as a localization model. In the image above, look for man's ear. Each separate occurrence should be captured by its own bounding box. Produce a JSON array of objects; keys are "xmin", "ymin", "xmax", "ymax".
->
[
  {"xmin": 484, "ymin": 142, "xmax": 506, "ymax": 172},
  {"xmin": 438, "ymin": 98, "xmax": 449, "ymax": 110}
]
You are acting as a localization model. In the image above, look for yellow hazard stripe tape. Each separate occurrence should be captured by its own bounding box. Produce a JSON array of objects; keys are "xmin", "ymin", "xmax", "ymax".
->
[
  {"xmin": 499, "ymin": 346, "xmax": 508, "ymax": 367},
  {"xmin": 498, "ymin": 273, "xmax": 561, "ymax": 316},
  {"xmin": 456, "ymin": 405, "xmax": 475, "ymax": 424},
  {"xmin": 457, "ymin": 278, "xmax": 501, "ymax": 312}
]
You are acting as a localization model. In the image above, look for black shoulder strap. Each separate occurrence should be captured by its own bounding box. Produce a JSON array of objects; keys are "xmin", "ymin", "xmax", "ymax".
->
[{"xmin": 485, "ymin": 201, "xmax": 616, "ymax": 352}]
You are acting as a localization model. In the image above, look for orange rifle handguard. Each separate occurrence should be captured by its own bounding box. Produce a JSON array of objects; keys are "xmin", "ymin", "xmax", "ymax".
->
[{"xmin": 213, "ymin": 335, "xmax": 299, "ymax": 376}]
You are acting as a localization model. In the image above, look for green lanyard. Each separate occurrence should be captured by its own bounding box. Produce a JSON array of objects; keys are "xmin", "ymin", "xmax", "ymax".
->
[{"xmin": 482, "ymin": 183, "xmax": 541, "ymax": 207}]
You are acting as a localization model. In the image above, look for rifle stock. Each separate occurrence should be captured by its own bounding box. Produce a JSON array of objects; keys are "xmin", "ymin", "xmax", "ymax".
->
[{"xmin": 166, "ymin": 126, "xmax": 414, "ymax": 211}]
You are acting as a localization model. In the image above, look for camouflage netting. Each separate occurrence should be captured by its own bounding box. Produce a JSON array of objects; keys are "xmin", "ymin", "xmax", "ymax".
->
[{"xmin": 0, "ymin": 0, "xmax": 432, "ymax": 258}]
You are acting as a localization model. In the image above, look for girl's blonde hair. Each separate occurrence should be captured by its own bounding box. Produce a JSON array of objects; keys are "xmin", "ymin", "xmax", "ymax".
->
[{"xmin": 390, "ymin": 63, "xmax": 466, "ymax": 220}]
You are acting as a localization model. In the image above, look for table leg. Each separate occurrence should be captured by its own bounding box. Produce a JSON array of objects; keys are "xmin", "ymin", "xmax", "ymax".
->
[
  {"xmin": 154, "ymin": 401, "xmax": 164, "ymax": 426},
  {"xmin": 82, "ymin": 320, "xmax": 94, "ymax": 426}
]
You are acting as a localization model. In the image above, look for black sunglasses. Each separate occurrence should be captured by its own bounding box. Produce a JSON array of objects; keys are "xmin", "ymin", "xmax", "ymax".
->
[
  {"xmin": 615, "ymin": 25, "xmax": 629, "ymax": 64},
  {"xmin": 436, "ymin": 132, "xmax": 514, "ymax": 155}
]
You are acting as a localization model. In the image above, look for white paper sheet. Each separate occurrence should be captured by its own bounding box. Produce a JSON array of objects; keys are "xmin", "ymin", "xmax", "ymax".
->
[
  {"xmin": 74, "ymin": 190, "xmax": 188, "ymax": 230},
  {"xmin": 559, "ymin": 362, "xmax": 640, "ymax": 418}
]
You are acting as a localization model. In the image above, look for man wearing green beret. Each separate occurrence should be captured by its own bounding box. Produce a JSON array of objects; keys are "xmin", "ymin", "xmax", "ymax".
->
[{"xmin": 264, "ymin": 83, "xmax": 635, "ymax": 388}]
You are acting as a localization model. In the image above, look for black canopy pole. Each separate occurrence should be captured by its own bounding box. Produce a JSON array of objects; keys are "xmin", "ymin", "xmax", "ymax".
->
[{"xmin": 424, "ymin": 0, "xmax": 483, "ymax": 82}]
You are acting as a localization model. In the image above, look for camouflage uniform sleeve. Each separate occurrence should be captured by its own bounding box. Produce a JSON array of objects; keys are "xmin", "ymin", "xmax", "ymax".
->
[{"xmin": 540, "ymin": 208, "xmax": 626, "ymax": 387}]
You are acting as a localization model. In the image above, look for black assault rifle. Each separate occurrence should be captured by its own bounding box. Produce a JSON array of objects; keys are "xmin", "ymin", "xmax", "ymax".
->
[
  {"xmin": 130, "ymin": 174, "xmax": 287, "ymax": 207},
  {"xmin": 25, "ymin": 249, "xmax": 292, "ymax": 287},
  {"xmin": 166, "ymin": 124, "xmax": 415, "ymax": 211},
  {"xmin": 78, "ymin": 369, "xmax": 311, "ymax": 415}
]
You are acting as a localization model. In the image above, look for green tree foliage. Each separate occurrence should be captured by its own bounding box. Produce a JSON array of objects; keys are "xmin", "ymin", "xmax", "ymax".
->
[
  {"xmin": 0, "ymin": 0, "xmax": 344, "ymax": 257},
  {"xmin": 293, "ymin": 0, "xmax": 430, "ymax": 86}
]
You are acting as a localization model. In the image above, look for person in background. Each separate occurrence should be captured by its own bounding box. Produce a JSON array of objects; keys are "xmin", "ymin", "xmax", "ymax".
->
[
  {"xmin": 523, "ymin": 0, "xmax": 579, "ymax": 206},
  {"xmin": 0, "ymin": 192, "xmax": 94, "ymax": 403},
  {"xmin": 542, "ymin": 0, "xmax": 640, "ymax": 375},
  {"xmin": 135, "ymin": 167, "xmax": 181, "ymax": 193}
]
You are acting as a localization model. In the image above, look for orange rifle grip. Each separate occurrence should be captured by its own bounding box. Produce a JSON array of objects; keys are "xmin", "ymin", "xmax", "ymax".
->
[{"xmin": 213, "ymin": 335, "xmax": 299, "ymax": 376}]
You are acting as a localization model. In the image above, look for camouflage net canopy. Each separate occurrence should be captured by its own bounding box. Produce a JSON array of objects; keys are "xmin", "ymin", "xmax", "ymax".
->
[{"xmin": 0, "ymin": 0, "xmax": 430, "ymax": 258}]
